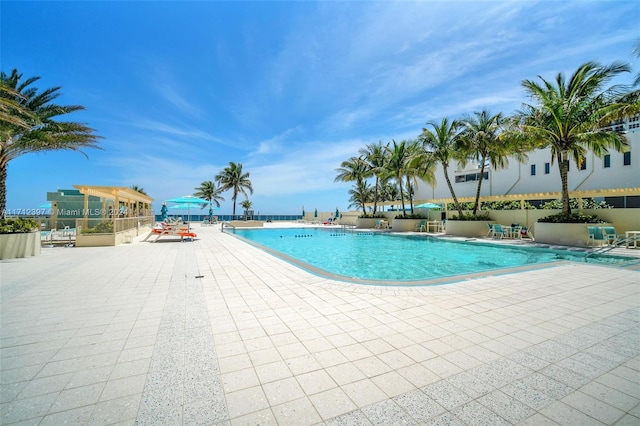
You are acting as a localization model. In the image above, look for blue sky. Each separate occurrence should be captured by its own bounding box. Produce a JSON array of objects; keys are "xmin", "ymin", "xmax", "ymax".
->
[{"xmin": 2, "ymin": 1, "xmax": 638, "ymax": 215}]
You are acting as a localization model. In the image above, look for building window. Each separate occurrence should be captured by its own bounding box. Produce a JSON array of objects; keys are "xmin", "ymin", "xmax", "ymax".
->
[
  {"xmin": 623, "ymin": 151, "xmax": 631, "ymax": 166},
  {"xmin": 579, "ymin": 158, "xmax": 586, "ymax": 170},
  {"xmin": 544, "ymin": 162, "xmax": 550, "ymax": 174},
  {"xmin": 530, "ymin": 164, "xmax": 536, "ymax": 176},
  {"xmin": 604, "ymin": 154, "xmax": 610, "ymax": 168},
  {"xmin": 454, "ymin": 171, "xmax": 489, "ymax": 183}
]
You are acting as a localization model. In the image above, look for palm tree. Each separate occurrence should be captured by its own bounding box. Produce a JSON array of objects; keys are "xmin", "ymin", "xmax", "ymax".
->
[
  {"xmin": 130, "ymin": 185, "xmax": 147, "ymax": 195},
  {"xmin": 240, "ymin": 199, "xmax": 253, "ymax": 219},
  {"xmin": 384, "ymin": 140, "xmax": 415, "ymax": 216},
  {"xmin": 510, "ymin": 61, "xmax": 630, "ymax": 217},
  {"xmin": 0, "ymin": 84, "xmax": 32, "ymax": 129},
  {"xmin": 606, "ymin": 40, "xmax": 640, "ymax": 120},
  {"xmin": 347, "ymin": 180, "xmax": 373, "ymax": 214},
  {"xmin": 418, "ymin": 118, "xmax": 465, "ymax": 217},
  {"xmin": 194, "ymin": 180, "xmax": 225, "ymax": 218},
  {"xmin": 359, "ymin": 141, "xmax": 388, "ymax": 215},
  {"xmin": 380, "ymin": 181, "xmax": 400, "ymax": 203},
  {"xmin": 0, "ymin": 69, "xmax": 102, "ymax": 218},
  {"xmin": 457, "ymin": 109, "xmax": 526, "ymax": 215},
  {"xmin": 335, "ymin": 156, "xmax": 369, "ymax": 212},
  {"xmin": 403, "ymin": 139, "xmax": 434, "ymax": 215},
  {"xmin": 335, "ymin": 156, "xmax": 368, "ymax": 188},
  {"xmin": 215, "ymin": 162, "xmax": 252, "ymax": 216}
]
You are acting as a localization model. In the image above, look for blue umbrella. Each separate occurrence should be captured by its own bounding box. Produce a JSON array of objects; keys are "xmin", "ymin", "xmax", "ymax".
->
[
  {"xmin": 160, "ymin": 203, "xmax": 168, "ymax": 220},
  {"xmin": 415, "ymin": 202, "xmax": 441, "ymax": 209},
  {"xmin": 166, "ymin": 195, "xmax": 209, "ymax": 222}
]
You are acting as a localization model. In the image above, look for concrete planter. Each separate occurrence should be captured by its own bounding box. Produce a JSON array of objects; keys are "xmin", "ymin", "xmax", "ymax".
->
[
  {"xmin": 355, "ymin": 218, "xmax": 380, "ymax": 229},
  {"xmin": 76, "ymin": 232, "xmax": 115, "ymax": 247},
  {"xmin": 0, "ymin": 231, "xmax": 41, "ymax": 260},
  {"xmin": 534, "ymin": 222, "xmax": 610, "ymax": 247},
  {"xmin": 390, "ymin": 219, "xmax": 423, "ymax": 232},
  {"xmin": 445, "ymin": 220, "xmax": 491, "ymax": 237}
]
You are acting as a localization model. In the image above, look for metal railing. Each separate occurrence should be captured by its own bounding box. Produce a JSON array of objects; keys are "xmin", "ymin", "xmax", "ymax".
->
[
  {"xmin": 585, "ymin": 235, "xmax": 640, "ymax": 258},
  {"xmin": 75, "ymin": 216, "xmax": 154, "ymax": 235}
]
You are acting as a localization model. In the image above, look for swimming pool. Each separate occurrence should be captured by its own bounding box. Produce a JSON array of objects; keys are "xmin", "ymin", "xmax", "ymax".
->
[{"xmin": 230, "ymin": 227, "xmax": 636, "ymax": 283}]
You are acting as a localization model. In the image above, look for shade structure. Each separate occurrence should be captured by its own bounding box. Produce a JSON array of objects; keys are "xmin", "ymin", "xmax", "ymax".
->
[
  {"xmin": 415, "ymin": 202, "xmax": 442, "ymax": 209},
  {"xmin": 165, "ymin": 196, "xmax": 209, "ymax": 222}
]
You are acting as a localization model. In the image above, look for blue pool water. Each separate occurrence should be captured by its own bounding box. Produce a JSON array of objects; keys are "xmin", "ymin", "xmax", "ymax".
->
[{"xmin": 232, "ymin": 227, "xmax": 635, "ymax": 282}]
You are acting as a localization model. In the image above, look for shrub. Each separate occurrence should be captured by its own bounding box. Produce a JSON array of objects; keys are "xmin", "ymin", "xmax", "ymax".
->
[
  {"xmin": 394, "ymin": 213, "xmax": 424, "ymax": 219},
  {"xmin": 538, "ymin": 212, "xmax": 605, "ymax": 223},
  {"xmin": 540, "ymin": 198, "xmax": 612, "ymax": 210},
  {"xmin": 81, "ymin": 222, "xmax": 114, "ymax": 234},
  {"xmin": 358, "ymin": 213, "xmax": 386, "ymax": 219},
  {"xmin": 0, "ymin": 218, "xmax": 39, "ymax": 233},
  {"xmin": 449, "ymin": 213, "xmax": 491, "ymax": 221}
]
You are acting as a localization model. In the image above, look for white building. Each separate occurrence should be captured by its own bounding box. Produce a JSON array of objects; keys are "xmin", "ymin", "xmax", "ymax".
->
[{"xmin": 414, "ymin": 115, "xmax": 640, "ymax": 208}]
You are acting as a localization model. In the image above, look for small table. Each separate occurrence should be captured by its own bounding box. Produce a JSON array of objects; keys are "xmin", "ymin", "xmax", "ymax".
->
[
  {"xmin": 625, "ymin": 231, "xmax": 640, "ymax": 248},
  {"xmin": 427, "ymin": 221, "xmax": 442, "ymax": 232}
]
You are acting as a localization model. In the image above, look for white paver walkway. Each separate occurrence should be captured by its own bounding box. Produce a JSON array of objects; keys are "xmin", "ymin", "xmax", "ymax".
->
[{"xmin": 1, "ymin": 224, "xmax": 639, "ymax": 425}]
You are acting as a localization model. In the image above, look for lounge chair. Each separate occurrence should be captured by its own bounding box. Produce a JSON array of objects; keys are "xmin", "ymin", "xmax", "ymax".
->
[
  {"xmin": 492, "ymin": 224, "xmax": 507, "ymax": 239},
  {"xmin": 416, "ymin": 220, "xmax": 426, "ymax": 232},
  {"xmin": 486, "ymin": 223, "xmax": 494, "ymax": 237},
  {"xmin": 602, "ymin": 226, "xmax": 622, "ymax": 245},
  {"xmin": 587, "ymin": 226, "xmax": 606, "ymax": 246}
]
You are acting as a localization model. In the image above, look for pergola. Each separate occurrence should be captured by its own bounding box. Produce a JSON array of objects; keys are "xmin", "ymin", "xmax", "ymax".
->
[
  {"xmin": 73, "ymin": 185, "xmax": 154, "ymax": 219},
  {"xmin": 371, "ymin": 187, "xmax": 640, "ymax": 211}
]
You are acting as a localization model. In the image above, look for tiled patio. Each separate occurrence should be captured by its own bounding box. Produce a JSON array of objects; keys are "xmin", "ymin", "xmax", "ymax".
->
[{"xmin": 1, "ymin": 224, "xmax": 639, "ymax": 425}]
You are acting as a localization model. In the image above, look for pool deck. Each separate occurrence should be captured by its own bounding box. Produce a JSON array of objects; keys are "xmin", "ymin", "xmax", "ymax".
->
[{"xmin": 1, "ymin": 223, "xmax": 639, "ymax": 425}]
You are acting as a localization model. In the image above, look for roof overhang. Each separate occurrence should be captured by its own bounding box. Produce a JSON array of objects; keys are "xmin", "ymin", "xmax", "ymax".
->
[{"xmin": 73, "ymin": 185, "xmax": 154, "ymax": 204}]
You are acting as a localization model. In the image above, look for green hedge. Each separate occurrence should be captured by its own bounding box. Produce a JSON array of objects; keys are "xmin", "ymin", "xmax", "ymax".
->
[
  {"xmin": 81, "ymin": 222, "xmax": 114, "ymax": 234},
  {"xmin": 538, "ymin": 212, "xmax": 605, "ymax": 224},
  {"xmin": 0, "ymin": 218, "xmax": 39, "ymax": 233}
]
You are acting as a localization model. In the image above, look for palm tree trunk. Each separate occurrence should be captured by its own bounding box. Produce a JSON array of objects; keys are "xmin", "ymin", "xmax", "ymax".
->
[
  {"xmin": 473, "ymin": 159, "xmax": 486, "ymax": 215},
  {"xmin": 373, "ymin": 177, "xmax": 379, "ymax": 214},
  {"xmin": 443, "ymin": 167, "xmax": 463, "ymax": 217},
  {"xmin": 397, "ymin": 177, "xmax": 406, "ymax": 215},
  {"xmin": 232, "ymin": 193, "xmax": 237, "ymax": 216},
  {"xmin": 0, "ymin": 161, "xmax": 6, "ymax": 219},
  {"xmin": 406, "ymin": 176, "xmax": 414, "ymax": 214},
  {"xmin": 559, "ymin": 151, "xmax": 571, "ymax": 216}
]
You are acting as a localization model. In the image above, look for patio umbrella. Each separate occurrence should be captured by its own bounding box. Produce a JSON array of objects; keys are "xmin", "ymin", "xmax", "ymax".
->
[
  {"xmin": 314, "ymin": 208, "xmax": 318, "ymax": 218},
  {"xmin": 335, "ymin": 207, "xmax": 339, "ymax": 218},
  {"xmin": 415, "ymin": 202, "xmax": 441, "ymax": 209},
  {"xmin": 165, "ymin": 195, "xmax": 209, "ymax": 222},
  {"xmin": 302, "ymin": 206, "xmax": 305, "ymax": 217},
  {"xmin": 160, "ymin": 203, "xmax": 168, "ymax": 220}
]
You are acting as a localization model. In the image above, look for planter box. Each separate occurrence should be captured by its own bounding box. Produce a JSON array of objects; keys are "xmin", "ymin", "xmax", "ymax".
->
[
  {"xmin": 445, "ymin": 220, "xmax": 491, "ymax": 237},
  {"xmin": 534, "ymin": 222, "xmax": 610, "ymax": 247},
  {"xmin": 0, "ymin": 231, "xmax": 41, "ymax": 260},
  {"xmin": 355, "ymin": 218, "xmax": 380, "ymax": 229},
  {"xmin": 76, "ymin": 232, "xmax": 115, "ymax": 247},
  {"xmin": 390, "ymin": 219, "xmax": 424, "ymax": 232}
]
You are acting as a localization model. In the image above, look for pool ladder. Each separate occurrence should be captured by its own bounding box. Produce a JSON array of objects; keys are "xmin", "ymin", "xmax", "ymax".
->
[{"xmin": 584, "ymin": 235, "xmax": 640, "ymax": 258}]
